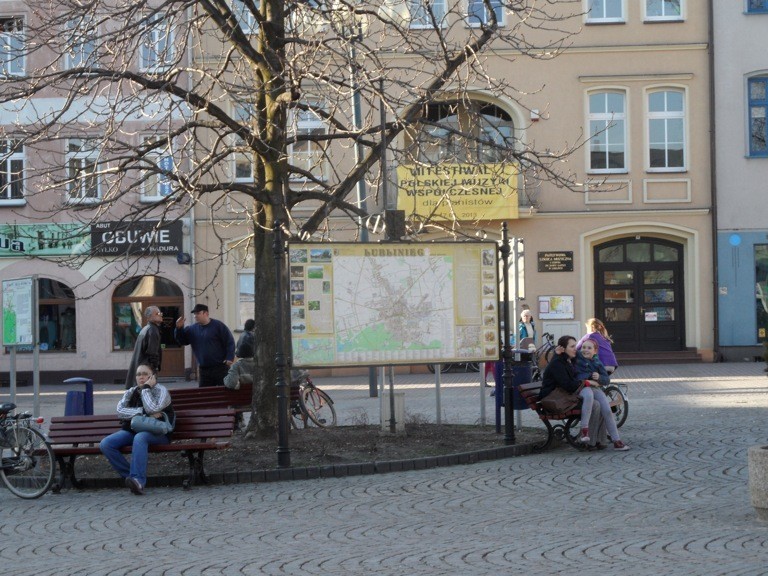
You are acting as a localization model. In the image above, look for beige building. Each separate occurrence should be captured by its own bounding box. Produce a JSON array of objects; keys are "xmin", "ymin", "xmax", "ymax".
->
[{"xmin": 198, "ymin": 1, "xmax": 714, "ymax": 367}]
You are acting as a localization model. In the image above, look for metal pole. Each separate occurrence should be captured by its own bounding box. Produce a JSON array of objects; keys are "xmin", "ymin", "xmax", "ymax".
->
[
  {"xmin": 273, "ymin": 220, "xmax": 290, "ymax": 468},
  {"xmin": 500, "ymin": 223, "xmax": 515, "ymax": 444},
  {"xmin": 388, "ymin": 365, "xmax": 397, "ymax": 433}
]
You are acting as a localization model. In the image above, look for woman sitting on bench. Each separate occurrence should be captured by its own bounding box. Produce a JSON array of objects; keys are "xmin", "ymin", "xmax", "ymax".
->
[
  {"xmin": 100, "ymin": 364, "xmax": 175, "ymax": 495},
  {"xmin": 540, "ymin": 335, "xmax": 629, "ymax": 451}
]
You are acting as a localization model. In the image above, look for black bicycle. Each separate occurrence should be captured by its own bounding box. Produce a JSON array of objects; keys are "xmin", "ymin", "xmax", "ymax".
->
[
  {"xmin": 289, "ymin": 370, "xmax": 337, "ymax": 428},
  {"xmin": 0, "ymin": 402, "xmax": 55, "ymax": 499},
  {"xmin": 426, "ymin": 362, "xmax": 480, "ymax": 374}
]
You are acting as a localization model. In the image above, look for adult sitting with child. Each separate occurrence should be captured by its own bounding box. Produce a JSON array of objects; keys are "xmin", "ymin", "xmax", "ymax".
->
[{"xmin": 540, "ymin": 335, "xmax": 629, "ymax": 451}]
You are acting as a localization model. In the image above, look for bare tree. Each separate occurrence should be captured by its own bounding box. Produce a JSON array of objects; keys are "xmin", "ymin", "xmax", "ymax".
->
[{"xmin": 1, "ymin": 0, "xmax": 585, "ymax": 433}]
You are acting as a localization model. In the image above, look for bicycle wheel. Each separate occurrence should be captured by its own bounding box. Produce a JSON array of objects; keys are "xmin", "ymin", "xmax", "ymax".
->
[
  {"xmin": 289, "ymin": 401, "xmax": 306, "ymax": 429},
  {"xmin": 0, "ymin": 425, "xmax": 55, "ymax": 499},
  {"xmin": 466, "ymin": 362, "xmax": 480, "ymax": 372},
  {"xmin": 299, "ymin": 387, "xmax": 337, "ymax": 427},
  {"xmin": 603, "ymin": 385, "xmax": 628, "ymax": 429}
]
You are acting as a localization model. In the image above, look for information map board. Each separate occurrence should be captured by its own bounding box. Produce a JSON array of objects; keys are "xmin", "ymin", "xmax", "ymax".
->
[{"xmin": 289, "ymin": 242, "xmax": 500, "ymax": 368}]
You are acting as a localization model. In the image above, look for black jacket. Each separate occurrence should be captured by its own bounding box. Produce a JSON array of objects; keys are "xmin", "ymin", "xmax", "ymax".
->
[{"xmin": 539, "ymin": 353, "xmax": 584, "ymax": 399}]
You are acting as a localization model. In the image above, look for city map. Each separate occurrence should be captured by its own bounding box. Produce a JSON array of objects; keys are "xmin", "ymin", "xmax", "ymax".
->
[{"xmin": 289, "ymin": 242, "xmax": 499, "ymax": 367}]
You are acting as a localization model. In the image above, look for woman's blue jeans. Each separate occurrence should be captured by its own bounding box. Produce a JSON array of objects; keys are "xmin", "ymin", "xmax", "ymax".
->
[{"xmin": 99, "ymin": 429, "xmax": 169, "ymax": 487}]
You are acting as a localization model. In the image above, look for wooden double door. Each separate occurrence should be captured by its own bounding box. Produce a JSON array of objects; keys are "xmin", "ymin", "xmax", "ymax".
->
[{"xmin": 594, "ymin": 237, "xmax": 684, "ymax": 352}]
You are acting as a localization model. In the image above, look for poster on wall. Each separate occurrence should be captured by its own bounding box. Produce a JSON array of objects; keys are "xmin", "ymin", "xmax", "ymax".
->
[
  {"xmin": 538, "ymin": 295, "xmax": 575, "ymax": 320},
  {"xmin": 2, "ymin": 277, "xmax": 35, "ymax": 346},
  {"xmin": 288, "ymin": 242, "xmax": 500, "ymax": 368}
]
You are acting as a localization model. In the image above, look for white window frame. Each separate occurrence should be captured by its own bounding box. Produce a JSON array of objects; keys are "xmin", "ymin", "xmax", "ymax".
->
[
  {"xmin": 230, "ymin": 0, "xmax": 259, "ymax": 35},
  {"xmin": 587, "ymin": 90, "xmax": 628, "ymax": 174},
  {"xmin": 644, "ymin": 0, "xmax": 684, "ymax": 22},
  {"xmin": 0, "ymin": 138, "xmax": 24, "ymax": 204},
  {"xmin": 585, "ymin": 0, "xmax": 625, "ymax": 23},
  {"xmin": 66, "ymin": 138, "xmax": 101, "ymax": 203},
  {"xmin": 141, "ymin": 136, "xmax": 174, "ymax": 201},
  {"xmin": 65, "ymin": 19, "xmax": 96, "ymax": 70},
  {"xmin": 139, "ymin": 17, "xmax": 175, "ymax": 73},
  {"xmin": 646, "ymin": 88, "xmax": 687, "ymax": 172},
  {"xmin": 0, "ymin": 16, "xmax": 24, "ymax": 76},
  {"xmin": 289, "ymin": 101, "xmax": 328, "ymax": 182},
  {"xmin": 232, "ymin": 100, "xmax": 255, "ymax": 183},
  {"xmin": 409, "ymin": 0, "xmax": 447, "ymax": 29},
  {"xmin": 466, "ymin": 0, "xmax": 505, "ymax": 27}
]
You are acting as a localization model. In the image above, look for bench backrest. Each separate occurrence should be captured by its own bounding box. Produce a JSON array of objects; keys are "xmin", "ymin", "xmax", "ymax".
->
[
  {"xmin": 169, "ymin": 383, "xmax": 252, "ymax": 411},
  {"xmin": 48, "ymin": 409, "xmax": 236, "ymax": 447}
]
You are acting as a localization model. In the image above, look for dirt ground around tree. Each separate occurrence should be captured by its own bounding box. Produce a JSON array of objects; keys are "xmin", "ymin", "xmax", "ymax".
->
[{"xmin": 69, "ymin": 423, "xmax": 547, "ymax": 482}]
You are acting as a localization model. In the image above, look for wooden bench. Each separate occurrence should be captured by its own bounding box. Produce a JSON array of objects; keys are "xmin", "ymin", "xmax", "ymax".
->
[
  {"xmin": 517, "ymin": 382, "xmax": 587, "ymax": 451},
  {"xmin": 169, "ymin": 383, "xmax": 253, "ymax": 413},
  {"xmin": 517, "ymin": 382, "xmax": 622, "ymax": 451},
  {"xmin": 48, "ymin": 408, "xmax": 236, "ymax": 492}
]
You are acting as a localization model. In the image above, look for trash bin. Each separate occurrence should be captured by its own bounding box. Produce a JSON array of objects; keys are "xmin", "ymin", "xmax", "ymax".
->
[
  {"xmin": 63, "ymin": 377, "xmax": 94, "ymax": 416},
  {"xmin": 494, "ymin": 350, "xmax": 533, "ymax": 410}
]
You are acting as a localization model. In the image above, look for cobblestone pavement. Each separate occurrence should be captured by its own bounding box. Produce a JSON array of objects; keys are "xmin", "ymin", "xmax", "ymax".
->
[{"xmin": 3, "ymin": 362, "xmax": 768, "ymax": 575}]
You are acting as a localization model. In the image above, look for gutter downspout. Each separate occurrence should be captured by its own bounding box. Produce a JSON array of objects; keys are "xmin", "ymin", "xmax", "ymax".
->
[{"xmin": 707, "ymin": 0, "xmax": 720, "ymax": 361}]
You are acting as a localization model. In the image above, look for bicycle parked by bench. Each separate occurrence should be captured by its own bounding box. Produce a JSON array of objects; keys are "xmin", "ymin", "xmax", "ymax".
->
[
  {"xmin": 289, "ymin": 370, "xmax": 337, "ymax": 428},
  {"xmin": 0, "ymin": 402, "xmax": 55, "ymax": 499}
]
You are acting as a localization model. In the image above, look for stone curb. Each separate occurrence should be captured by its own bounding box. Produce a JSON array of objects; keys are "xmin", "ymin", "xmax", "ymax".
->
[{"xmin": 68, "ymin": 439, "xmax": 541, "ymax": 492}]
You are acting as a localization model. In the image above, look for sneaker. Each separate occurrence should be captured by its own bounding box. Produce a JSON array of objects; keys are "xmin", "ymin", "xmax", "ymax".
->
[
  {"xmin": 579, "ymin": 428, "xmax": 590, "ymax": 443},
  {"xmin": 613, "ymin": 440, "xmax": 630, "ymax": 451},
  {"xmin": 125, "ymin": 477, "xmax": 145, "ymax": 495}
]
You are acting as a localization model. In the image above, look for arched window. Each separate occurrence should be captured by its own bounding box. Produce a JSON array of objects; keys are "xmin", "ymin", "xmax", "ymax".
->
[
  {"xmin": 647, "ymin": 89, "xmax": 686, "ymax": 170},
  {"xmin": 410, "ymin": 100, "xmax": 516, "ymax": 164},
  {"xmin": 111, "ymin": 275, "xmax": 183, "ymax": 351},
  {"xmin": 588, "ymin": 90, "xmax": 627, "ymax": 172},
  {"xmin": 38, "ymin": 278, "xmax": 76, "ymax": 352}
]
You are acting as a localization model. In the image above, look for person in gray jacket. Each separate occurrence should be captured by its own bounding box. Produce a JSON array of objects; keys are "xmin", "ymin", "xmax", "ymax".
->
[{"xmin": 125, "ymin": 306, "xmax": 163, "ymax": 389}]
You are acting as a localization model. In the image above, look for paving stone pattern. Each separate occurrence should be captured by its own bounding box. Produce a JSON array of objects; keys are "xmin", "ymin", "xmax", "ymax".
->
[{"xmin": 2, "ymin": 363, "xmax": 768, "ymax": 575}]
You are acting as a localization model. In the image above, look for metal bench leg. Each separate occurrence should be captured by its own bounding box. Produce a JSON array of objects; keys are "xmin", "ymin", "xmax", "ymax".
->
[
  {"xmin": 182, "ymin": 450, "xmax": 208, "ymax": 489},
  {"xmin": 52, "ymin": 455, "xmax": 85, "ymax": 493}
]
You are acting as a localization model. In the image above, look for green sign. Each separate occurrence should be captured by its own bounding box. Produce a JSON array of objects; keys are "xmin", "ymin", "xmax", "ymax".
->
[
  {"xmin": 2, "ymin": 277, "xmax": 35, "ymax": 346},
  {"xmin": 0, "ymin": 223, "xmax": 90, "ymax": 258}
]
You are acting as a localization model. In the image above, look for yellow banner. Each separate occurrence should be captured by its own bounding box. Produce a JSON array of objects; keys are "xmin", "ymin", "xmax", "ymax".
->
[{"xmin": 396, "ymin": 163, "xmax": 519, "ymax": 221}]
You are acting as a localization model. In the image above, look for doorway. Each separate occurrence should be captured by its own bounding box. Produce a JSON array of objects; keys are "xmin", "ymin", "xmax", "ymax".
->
[
  {"xmin": 594, "ymin": 237, "xmax": 684, "ymax": 352},
  {"xmin": 111, "ymin": 276, "xmax": 185, "ymax": 377}
]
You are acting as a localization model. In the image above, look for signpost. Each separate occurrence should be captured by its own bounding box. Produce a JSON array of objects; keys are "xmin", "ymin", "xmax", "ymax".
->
[{"xmin": 1, "ymin": 276, "xmax": 39, "ymax": 413}]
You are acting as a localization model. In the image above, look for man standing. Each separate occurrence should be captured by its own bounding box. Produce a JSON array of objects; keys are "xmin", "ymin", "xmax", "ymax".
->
[
  {"xmin": 125, "ymin": 306, "xmax": 164, "ymax": 389},
  {"xmin": 175, "ymin": 304, "xmax": 235, "ymax": 387},
  {"xmin": 236, "ymin": 318, "xmax": 256, "ymax": 359}
]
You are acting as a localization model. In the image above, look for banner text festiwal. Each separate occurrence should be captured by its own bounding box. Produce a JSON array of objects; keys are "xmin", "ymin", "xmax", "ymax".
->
[{"xmin": 396, "ymin": 162, "xmax": 519, "ymax": 221}]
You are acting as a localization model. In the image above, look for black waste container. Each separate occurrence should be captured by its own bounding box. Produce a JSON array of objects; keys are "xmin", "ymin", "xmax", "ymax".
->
[{"xmin": 493, "ymin": 350, "xmax": 533, "ymax": 410}]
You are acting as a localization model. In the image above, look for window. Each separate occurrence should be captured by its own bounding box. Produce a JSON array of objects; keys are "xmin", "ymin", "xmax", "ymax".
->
[
  {"xmin": 412, "ymin": 101, "xmax": 515, "ymax": 164},
  {"xmin": 749, "ymin": 77, "xmax": 768, "ymax": 157},
  {"xmin": 289, "ymin": 101, "xmax": 328, "ymax": 181},
  {"xmin": 588, "ymin": 91, "xmax": 626, "ymax": 172},
  {"xmin": 140, "ymin": 17, "xmax": 174, "ymax": 72},
  {"xmin": 141, "ymin": 137, "xmax": 174, "ymax": 199},
  {"xmin": 232, "ymin": 101, "xmax": 254, "ymax": 182},
  {"xmin": 0, "ymin": 17, "xmax": 24, "ymax": 76},
  {"xmin": 238, "ymin": 273, "xmax": 255, "ymax": 329},
  {"xmin": 66, "ymin": 138, "xmax": 100, "ymax": 202},
  {"xmin": 645, "ymin": 0, "xmax": 683, "ymax": 21},
  {"xmin": 66, "ymin": 19, "xmax": 96, "ymax": 69},
  {"xmin": 409, "ymin": 0, "xmax": 447, "ymax": 28},
  {"xmin": 647, "ymin": 90, "xmax": 685, "ymax": 170},
  {"xmin": 0, "ymin": 139, "xmax": 24, "ymax": 203},
  {"xmin": 230, "ymin": 0, "xmax": 259, "ymax": 34},
  {"xmin": 748, "ymin": 1, "xmax": 768, "ymax": 13},
  {"xmin": 467, "ymin": 0, "xmax": 504, "ymax": 27},
  {"xmin": 587, "ymin": 0, "xmax": 624, "ymax": 23},
  {"xmin": 39, "ymin": 279, "xmax": 77, "ymax": 352}
]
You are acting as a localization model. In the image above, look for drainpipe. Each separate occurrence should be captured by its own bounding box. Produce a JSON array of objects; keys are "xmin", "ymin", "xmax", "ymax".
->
[{"xmin": 707, "ymin": 0, "xmax": 720, "ymax": 361}]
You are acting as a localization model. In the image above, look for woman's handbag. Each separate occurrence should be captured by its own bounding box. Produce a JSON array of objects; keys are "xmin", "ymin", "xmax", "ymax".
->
[
  {"xmin": 540, "ymin": 387, "xmax": 581, "ymax": 414},
  {"xmin": 130, "ymin": 412, "xmax": 174, "ymax": 435}
]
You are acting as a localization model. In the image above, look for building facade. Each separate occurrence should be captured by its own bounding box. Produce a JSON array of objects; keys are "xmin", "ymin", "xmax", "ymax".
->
[{"xmin": 713, "ymin": 1, "xmax": 768, "ymax": 361}]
